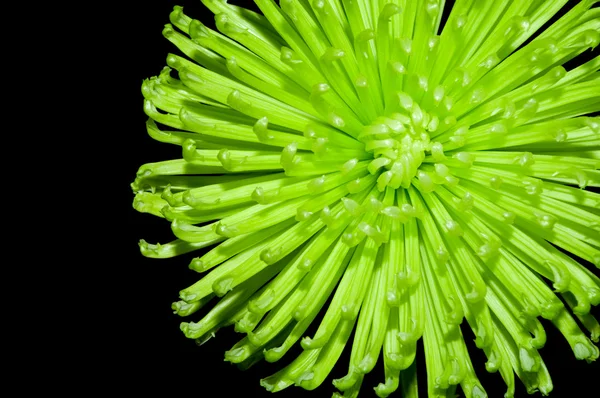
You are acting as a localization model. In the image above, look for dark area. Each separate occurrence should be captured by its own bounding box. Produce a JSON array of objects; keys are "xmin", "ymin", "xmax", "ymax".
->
[{"xmin": 117, "ymin": 1, "xmax": 599, "ymax": 397}]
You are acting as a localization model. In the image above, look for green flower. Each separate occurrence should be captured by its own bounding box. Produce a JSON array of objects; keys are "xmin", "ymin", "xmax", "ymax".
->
[{"xmin": 132, "ymin": 0, "xmax": 599, "ymax": 396}]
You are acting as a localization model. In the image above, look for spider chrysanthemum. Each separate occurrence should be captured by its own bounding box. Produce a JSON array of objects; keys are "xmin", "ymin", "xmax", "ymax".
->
[{"xmin": 132, "ymin": 0, "xmax": 600, "ymax": 396}]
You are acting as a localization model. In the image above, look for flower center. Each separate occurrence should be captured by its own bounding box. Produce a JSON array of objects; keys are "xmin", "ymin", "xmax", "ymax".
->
[{"xmin": 359, "ymin": 92, "xmax": 441, "ymax": 190}]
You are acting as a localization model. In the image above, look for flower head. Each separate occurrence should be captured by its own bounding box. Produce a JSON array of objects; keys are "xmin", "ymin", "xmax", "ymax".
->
[{"xmin": 132, "ymin": 0, "xmax": 599, "ymax": 396}]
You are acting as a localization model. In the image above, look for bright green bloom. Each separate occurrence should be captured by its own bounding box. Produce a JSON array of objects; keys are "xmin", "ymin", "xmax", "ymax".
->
[{"xmin": 132, "ymin": 0, "xmax": 600, "ymax": 396}]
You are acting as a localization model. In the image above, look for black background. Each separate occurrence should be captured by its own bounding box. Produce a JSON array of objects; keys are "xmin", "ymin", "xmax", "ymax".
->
[{"xmin": 117, "ymin": 1, "xmax": 599, "ymax": 397}]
